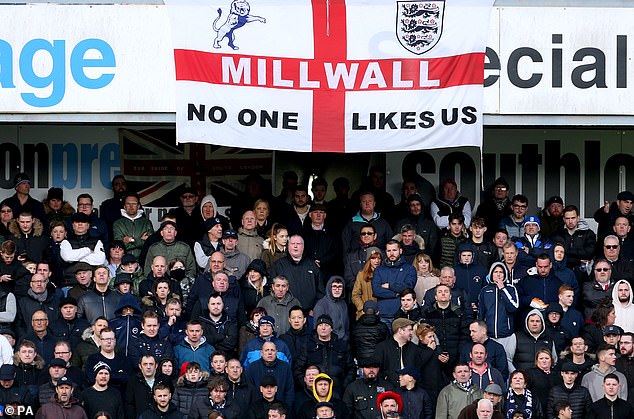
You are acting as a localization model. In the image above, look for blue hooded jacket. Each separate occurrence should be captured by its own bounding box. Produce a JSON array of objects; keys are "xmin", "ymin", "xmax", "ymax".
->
[
  {"xmin": 109, "ymin": 293, "xmax": 142, "ymax": 356},
  {"xmin": 453, "ymin": 243, "xmax": 487, "ymax": 306},
  {"xmin": 477, "ymin": 262, "xmax": 519, "ymax": 339}
]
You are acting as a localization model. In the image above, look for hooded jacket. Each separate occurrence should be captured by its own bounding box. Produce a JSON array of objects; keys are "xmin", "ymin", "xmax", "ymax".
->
[
  {"xmin": 8, "ymin": 217, "xmax": 50, "ymax": 263},
  {"xmin": 172, "ymin": 371, "xmax": 210, "ymax": 416},
  {"xmin": 112, "ymin": 208, "xmax": 154, "ymax": 257},
  {"xmin": 350, "ymin": 312, "xmax": 390, "ymax": 363},
  {"xmin": 109, "ymin": 293, "xmax": 143, "ymax": 356},
  {"xmin": 513, "ymin": 309, "xmax": 557, "ymax": 370},
  {"xmin": 35, "ymin": 395, "xmax": 88, "ymax": 419},
  {"xmin": 454, "ymin": 243, "xmax": 487, "ymax": 306},
  {"xmin": 581, "ymin": 363, "xmax": 628, "ymax": 402},
  {"xmin": 313, "ymin": 276, "xmax": 350, "ymax": 341},
  {"xmin": 477, "ymin": 262, "xmax": 519, "ymax": 339},
  {"xmin": 612, "ymin": 279, "xmax": 634, "ymax": 332},
  {"xmin": 371, "ymin": 257, "xmax": 416, "ymax": 317},
  {"xmin": 296, "ymin": 373, "xmax": 350, "ymax": 419}
]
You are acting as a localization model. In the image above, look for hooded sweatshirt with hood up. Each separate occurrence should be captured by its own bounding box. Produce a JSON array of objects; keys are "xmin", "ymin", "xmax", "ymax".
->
[
  {"xmin": 612, "ymin": 279, "xmax": 634, "ymax": 333},
  {"xmin": 313, "ymin": 276, "xmax": 349, "ymax": 341},
  {"xmin": 477, "ymin": 262, "xmax": 519, "ymax": 339},
  {"xmin": 513, "ymin": 308, "xmax": 557, "ymax": 370}
]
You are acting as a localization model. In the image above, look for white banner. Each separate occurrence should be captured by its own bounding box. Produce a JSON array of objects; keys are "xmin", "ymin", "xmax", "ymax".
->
[
  {"xmin": 485, "ymin": 7, "xmax": 634, "ymax": 115},
  {"xmin": 168, "ymin": 0, "xmax": 494, "ymax": 153},
  {"xmin": 0, "ymin": 4, "xmax": 174, "ymax": 112}
]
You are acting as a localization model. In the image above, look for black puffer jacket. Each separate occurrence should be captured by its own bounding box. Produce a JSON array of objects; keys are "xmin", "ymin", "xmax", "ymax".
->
[
  {"xmin": 546, "ymin": 384, "xmax": 592, "ymax": 419},
  {"xmin": 350, "ymin": 313, "xmax": 390, "ymax": 362},
  {"xmin": 420, "ymin": 302, "xmax": 468, "ymax": 364},
  {"xmin": 513, "ymin": 309, "xmax": 556, "ymax": 371},
  {"xmin": 172, "ymin": 373, "xmax": 209, "ymax": 416}
]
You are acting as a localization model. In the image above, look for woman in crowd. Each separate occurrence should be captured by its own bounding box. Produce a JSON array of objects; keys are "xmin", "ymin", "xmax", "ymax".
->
[
  {"xmin": 238, "ymin": 307, "xmax": 267, "ymax": 355},
  {"xmin": 526, "ymin": 349, "xmax": 557, "ymax": 414},
  {"xmin": 506, "ymin": 370, "xmax": 543, "ymax": 419},
  {"xmin": 240, "ymin": 259, "xmax": 270, "ymax": 315},
  {"xmin": 261, "ymin": 223, "xmax": 288, "ymax": 272},
  {"xmin": 415, "ymin": 323, "xmax": 447, "ymax": 410},
  {"xmin": 253, "ymin": 199, "xmax": 272, "ymax": 239},
  {"xmin": 412, "ymin": 252, "xmax": 440, "ymax": 305},
  {"xmin": 142, "ymin": 278, "xmax": 177, "ymax": 322},
  {"xmin": 351, "ymin": 248, "xmax": 381, "ymax": 320}
]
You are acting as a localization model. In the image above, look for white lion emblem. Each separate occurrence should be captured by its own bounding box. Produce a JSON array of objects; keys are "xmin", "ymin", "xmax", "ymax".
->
[{"xmin": 213, "ymin": 0, "xmax": 266, "ymax": 50}]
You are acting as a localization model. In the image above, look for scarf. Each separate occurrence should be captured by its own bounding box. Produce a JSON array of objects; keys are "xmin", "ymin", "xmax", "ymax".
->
[
  {"xmin": 210, "ymin": 397, "xmax": 226, "ymax": 410},
  {"xmin": 506, "ymin": 388, "xmax": 534, "ymax": 419},
  {"xmin": 454, "ymin": 378, "xmax": 473, "ymax": 392},
  {"xmin": 27, "ymin": 288, "xmax": 48, "ymax": 303}
]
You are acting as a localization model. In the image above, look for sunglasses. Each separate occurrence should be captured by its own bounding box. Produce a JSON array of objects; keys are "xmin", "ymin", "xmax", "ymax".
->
[
  {"xmin": 604, "ymin": 245, "xmax": 619, "ymax": 250},
  {"xmin": 360, "ymin": 232, "xmax": 375, "ymax": 236},
  {"xmin": 594, "ymin": 268, "xmax": 611, "ymax": 272}
]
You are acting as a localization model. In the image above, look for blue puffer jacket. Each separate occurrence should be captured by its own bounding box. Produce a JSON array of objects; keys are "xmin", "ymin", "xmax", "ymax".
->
[
  {"xmin": 371, "ymin": 257, "xmax": 416, "ymax": 317},
  {"xmin": 477, "ymin": 262, "xmax": 519, "ymax": 339}
]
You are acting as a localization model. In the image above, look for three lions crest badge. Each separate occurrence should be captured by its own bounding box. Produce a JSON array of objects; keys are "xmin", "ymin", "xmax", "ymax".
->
[{"xmin": 396, "ymin": 1, "xmax": 445, "ymax": 55}]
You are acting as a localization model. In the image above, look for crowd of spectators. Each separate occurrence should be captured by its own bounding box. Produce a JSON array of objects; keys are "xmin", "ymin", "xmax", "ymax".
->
[{"xmin": 0, "ymin": 168, "xmax": 633, "ymax": 419}]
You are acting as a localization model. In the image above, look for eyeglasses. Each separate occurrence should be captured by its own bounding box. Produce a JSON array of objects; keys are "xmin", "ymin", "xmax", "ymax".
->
[
  {"xmin": 604, "ymin": 245, "xmax": 619, "ymax": 250},
  {"xmin": 513, "ymin": 204, "xmax": 528, "ymax": 209},
  {"xmin": 77, "ymin": 203, "xmax": 92, "ymax": 208},
  {"xmin": 32, "ymin": 319, "xmax": 48, "ymax": 323},
  {"xmin": 495, "ymin": 187, "xmax": 507, "ymax": 191},
  {"xmin": 0, "ymin": 210, "xmax": 11, "ymax": 213},
  {"xmin": 595, "ymin": 268, "xmax": 611, "ymax": 272},
  {"xmin": 331, "ymin": 285, "xmax": 343, "ymax": 289},
  {"xmin": 360, "ymin": 232, "xmax": 375, "ymax": 236},
  {"xmin": 54, "ymin": 351, "xmax": 70, "ymax": 355}
]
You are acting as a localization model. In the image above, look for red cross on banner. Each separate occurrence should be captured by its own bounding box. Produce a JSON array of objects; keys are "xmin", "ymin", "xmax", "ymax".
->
[
  {"xmin": 168, "ymin": 0, "xmax": 494, "ymax": 153},
  {"xmin": 311, "ymin": 0, "xmax": 347, "ymax": 152}
]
